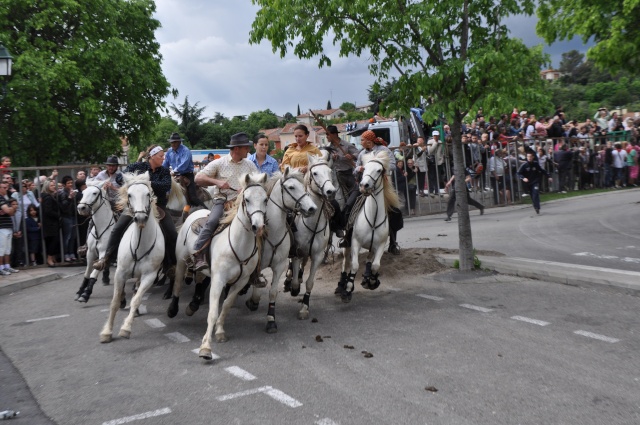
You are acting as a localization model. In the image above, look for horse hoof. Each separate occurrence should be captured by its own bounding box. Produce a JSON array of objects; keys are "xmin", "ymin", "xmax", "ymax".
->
[
  {"xmin": 283, "ymin": 279, "xmax": 291, "ymax": 293},
  {"xmin": 118, "ymin": 329, "xmax": 131, "ymax": 339},
  {"xmin": 298, "ymin": 310, "xmax": 309, "ymax": 320},
  {"xmin": 266, "ymin": 321, "xmax": 278, "ymax": 334},
  {"xmin": 290, "ymin": 287, "xmax": 300, "ymax": 297},
  {"xmin": 77, "ymin": 295, "xmax": 88, "ymax": 303},
  {"xmin": 167, "ymin": 306, "xmax": 178, "ymax": 318},
  {"xmin": 162, "ymin": 289, "xmax": 172, "ymax": 300},
  {"xmin": 74, "ymin": 293, "xmax": 81, "ymax": 301},
  {"xmin": 119, "ymin": 298, "xmax": 126, "ymax": 309},
  {"xmin": 102, "ymin": 280, "xmax": 110, "ymax": 286},
  {"xmin": 199, "ymin": 348, "xmax": 213, "ymax": 360},
  {"xmin": 341, "ymin": 292, "xmax": 352, "ymax": 303},
  {"xmin": 99, "ymin": 334, "xmax": 113, "ymax": 343},
  {"xmin": 369, "ymin": 280, "xmax": 381, "ymax": 290},
  {"xmin": 245, "ymin": 298, "xmax": 259, "ymax": 312},
  {"xmin": 215, "ymin": 334, "xmax": 227, "ymax": 343},
  {"xmin": 185, "ymin": 302, "xmax": 199, "ymax": 316},
  {"xmin": 185, "ymin": 276, "xmax": 193, "ymax": 286}
]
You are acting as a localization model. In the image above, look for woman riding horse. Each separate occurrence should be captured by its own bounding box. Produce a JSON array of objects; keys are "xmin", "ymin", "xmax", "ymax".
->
[{"xmin": 93, "ymin": 145, "xmax": 178, "ymax": 272}]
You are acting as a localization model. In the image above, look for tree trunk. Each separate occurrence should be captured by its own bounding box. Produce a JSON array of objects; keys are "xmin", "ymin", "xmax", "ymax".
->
[{"xmin": 449, "ymin": 117, "xmax": 475, "ymax": 270}]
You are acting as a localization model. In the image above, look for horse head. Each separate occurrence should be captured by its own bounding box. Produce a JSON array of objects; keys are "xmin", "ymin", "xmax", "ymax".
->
[
  {"xmin": 307, "ymin": 153, "xmax": 336, "ymax": 200},
  {"xmin": 360, "ymin": 151, "xmax": 389, "ymax": 195},
  {"xmin": 240, "ymin": 172, "xmax": 268, "ymax": 237},
  {"xmin": 123, "ymin": 172, "xmax": 154, "ymax": 228},
  {"xmin": 280, "ymin": 166, "xmax": 316, "ymax": 217},
  {"xmin": 77, "ymin": 180, "xmax": 107, "ymax": 216}
]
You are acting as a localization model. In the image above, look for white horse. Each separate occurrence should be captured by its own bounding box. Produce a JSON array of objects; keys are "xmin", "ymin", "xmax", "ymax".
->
[
  {"xmin": 285, "ymin": 153, "xmax": 336, "ymax": 320},
  {"xmin": 245, "ymin": 167, "xmax": 317, "ymax": 333},
  {"xmin": 99, "ymin": 172, "xmax": 166, "ymax": 343},
  {"xmin": 338, "ymin": 150, "xmax": 400, "ymax": 303},
  {"xmin": 75, "ymin": 180, "xmax": 116, "ymax": 303},
  {"xmin": 167, "ymin": 173, "xmax": 268, "ymax": 360},
  {"xmin": 319, "ymin": 147, "xmax": 346, "ymax": 264},
  {"xmin": 166, "ymin": 177, "xmax": 216, "ymax": 215}
]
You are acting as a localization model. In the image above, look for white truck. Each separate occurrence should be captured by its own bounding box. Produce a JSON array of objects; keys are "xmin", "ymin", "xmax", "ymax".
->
[{"xmin": 346, "ymin": 119, "xmax": 410, "ymax": 149}]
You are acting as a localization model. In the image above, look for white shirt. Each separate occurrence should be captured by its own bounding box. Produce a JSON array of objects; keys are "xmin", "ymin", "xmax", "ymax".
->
[{"xmin": 199, "ymin": 154, "xmax": 258, "ymax": 201}]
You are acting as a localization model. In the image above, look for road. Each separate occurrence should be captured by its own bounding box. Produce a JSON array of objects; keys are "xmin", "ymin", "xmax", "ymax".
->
[
  {"xmin": 0, "ymin": 190, "xmax": 639, "ymax": 425},
  {"xmin": 403, "ymin": 189, "xmax": 640, "ymax": 272}
]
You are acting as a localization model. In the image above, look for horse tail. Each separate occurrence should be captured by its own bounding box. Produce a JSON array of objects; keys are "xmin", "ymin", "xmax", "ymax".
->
[
  {"xmin": 167, "ymin": 178, "xmax": 186, "ymax": 210},
  {"xmin": 383, "ymin": 175, "xmax": 401, "ymax": 211}
]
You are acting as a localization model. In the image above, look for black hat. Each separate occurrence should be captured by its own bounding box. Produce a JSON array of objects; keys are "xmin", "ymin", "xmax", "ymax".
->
[
  {"xmin": 168, "ymin": 132, "xmax": 183, "ymax": 143},
  {"xmin": 104, "ymin": 155, "xmax": 119, "ymax": 165},
  {"xmin": 227, "ymin": 132, "xmax": 251, "ymax": 148},
  {"xmin": 326, "ymin": 125, "xmax": 339, "ymax": 134}
]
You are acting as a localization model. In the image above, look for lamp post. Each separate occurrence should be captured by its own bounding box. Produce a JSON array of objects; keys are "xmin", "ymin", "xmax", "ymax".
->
[{"xmin": 0, "ymin": 44, "xmax": 13, "ymax": 101}]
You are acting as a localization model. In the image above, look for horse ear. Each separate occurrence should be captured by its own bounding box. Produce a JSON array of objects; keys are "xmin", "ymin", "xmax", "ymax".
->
[
  {"xmin": 283, "ymin": 166, "xmax": 290, "ymax": 178},
  {"xmin": 260, "ymin": 173, "xmax": 267, "ymax": 184},
  {"xmin": 243, "ymin": 173, "xmax": 251, "ymax": 187},
  {"xmin": 307, "ymin": 153, "xmax": 316, "ymax": 164}
]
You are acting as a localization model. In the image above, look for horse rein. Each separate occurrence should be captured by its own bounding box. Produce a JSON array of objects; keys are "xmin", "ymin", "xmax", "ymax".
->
[
  {"xmin": 78, "ymin": 188, "xmax": 116, "ymax": 240},
  {"xmin": 361, "ymin": 159, "xmax": 388, "ymax": 250}
]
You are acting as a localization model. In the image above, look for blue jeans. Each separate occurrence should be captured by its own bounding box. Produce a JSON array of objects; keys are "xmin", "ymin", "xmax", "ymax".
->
[
  {"xmin": 61, "ymin": 216, "xmax": 76, "ymax": 257},
  {"xmin": 604, "ymin": 164, "xmax": 613, "ymax": 187}
]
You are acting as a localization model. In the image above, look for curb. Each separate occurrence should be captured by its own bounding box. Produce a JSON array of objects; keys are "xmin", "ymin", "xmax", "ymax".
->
[
  {"xmin": 0, "ymin": 272, "xmax": 62, "ymax": 296},
  {"xmin": 435, "ymin": 254, "xmax": 640, "ymax": 295},
  {"xmin": 0, "ymin": 266, "xmax": 85, "ymax": 297}
]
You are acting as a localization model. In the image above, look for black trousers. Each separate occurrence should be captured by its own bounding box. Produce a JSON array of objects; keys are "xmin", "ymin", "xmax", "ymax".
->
[
  {"xmin": 182, "ymin": 172, "xmax": 205, "ymax": 207},
  {"xmin": 446, "ymin": 190, "xmax": 484, "ymax": 218}
]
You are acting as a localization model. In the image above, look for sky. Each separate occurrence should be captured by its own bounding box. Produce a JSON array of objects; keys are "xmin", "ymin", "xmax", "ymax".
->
[{"xmin": 154, "ymin": 1, "xmax": 590, "ymax": 120}]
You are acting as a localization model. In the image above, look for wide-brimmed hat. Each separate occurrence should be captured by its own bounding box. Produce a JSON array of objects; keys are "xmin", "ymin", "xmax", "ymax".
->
[
  {"xmin": 168, "ymin": 132, "xmax": 183, "ymax": 143},
  {"xmin": 104, "ymin": 155, "xmax": 119, "ymax": 165},
  {"xmin": 227, "ymin": 132, "xmax": 251, "ymax": 148},
  {"xmin": 327, "ymin": 125, "xmax": 339, "ymax": 134}
]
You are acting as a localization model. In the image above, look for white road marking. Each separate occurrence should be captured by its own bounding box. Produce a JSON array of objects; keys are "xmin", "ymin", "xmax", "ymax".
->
[
  {"xmin": 137, "ymin": 305, "xmax": 147, "ymax": 315},
  {"xmin": 316, "ymin": 418, "xmax": 339, "ymax": 425},
  {"xmin": 573, "ymin": 252, "xmax": 640, "ymax": 263},
  {"xmin": 417, "ymin": 294, "xmax": 444, "ymax": 301},
  {"xmin": 144, "ymin": 318, "xmax": 165, "ymax": 328},
  {"xmin": 510, "ymin": 316, "xmax": 550, "ymax": 326},
  {"xmin": 217, "ymin": 386, "xmax": 302, "ymax": 408},
  {"xmin": 26, "ymin": 314, "xmax": 70, "ymax": 323},
  {"xmin": 100, "ymin": 309, "xmax": 109, "ymax": 312},
  {"xmin": 191, "ymin": 348, "xmax": 220, "ymax": 359},
  {"xmin": 164, "ymin": 332, "xmax": 190, "ymax": 343},
  {"xmin": 574, "ymin": 330, "xmax": 620, "ymax": 343},
  {"xmin": 102, "ymin": 407, "xmax": 171, "ymax": 425},
  {"xmin": 224, "ymin": 366, "xmax": 256, "ymax": 381},
  {"xmin": 459, "ymin": 304, "xmax": 493, "ymax": 313}
]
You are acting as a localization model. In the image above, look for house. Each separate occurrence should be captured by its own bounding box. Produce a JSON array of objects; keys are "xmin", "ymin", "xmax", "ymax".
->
[
  {"xmin": 540, "ymin": 69, "xmax": 562, "ymax": 81},
  {"xmin": 296, "ymin": 108, "xmax": 346, "ymax": 126},
  {"xmin": 355, "ymin": 103, "xmax": 373, "ymax": 113}
]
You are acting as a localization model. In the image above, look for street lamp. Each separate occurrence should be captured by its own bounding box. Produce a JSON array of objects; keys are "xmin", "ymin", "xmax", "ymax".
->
[{"xmin": 0, "ymin": 45, "xmax": 13, "ymax": 101}]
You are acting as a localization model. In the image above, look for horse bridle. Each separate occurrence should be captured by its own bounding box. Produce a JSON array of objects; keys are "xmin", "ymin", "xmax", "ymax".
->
[
  {"xmin": 239, "ymin": 183, "xmax": 267, "ymax": 232},
  {"xmin": 361, "ymin": 159, "xmax": 385, "ymax": 196},
  {"xmin": 308, "ymin": 161, "xmax": 333, "ymax": 198},
  {"xmin": 127, "ymin": 182, "xmax": 153, "ymax": 218},
  {"xmin": 78, "ymin": 187, "xmax": 115, "ymax": 240},
  {"xmin": 270, "ymin": 174, "xmax": 311, "ymax": 214}
]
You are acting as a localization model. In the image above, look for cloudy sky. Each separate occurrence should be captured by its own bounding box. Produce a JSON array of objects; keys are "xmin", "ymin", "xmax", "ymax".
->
[{"xmin": 154, "ymin": 1, "xmax": 589, "ymax": 119}]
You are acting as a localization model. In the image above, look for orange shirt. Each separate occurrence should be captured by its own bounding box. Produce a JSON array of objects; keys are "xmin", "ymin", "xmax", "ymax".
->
[{"xmin": 280, "ymin": 142, "xmax": 321, "ymax": 171}]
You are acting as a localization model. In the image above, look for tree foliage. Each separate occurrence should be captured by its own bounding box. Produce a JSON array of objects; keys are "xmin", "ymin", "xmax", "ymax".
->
[
  {"xmin": 169, "ymin": 96, "xmax": 207, "ymax": 148},
  {"xmin": 250, "ymin": 0, "xmax": 551, "ymax": 270},
  {"xmin": 537, "ymin": 0, "xmax": 640, "ymax": 75},
  {"xmin": 0, "ymin": 0, "xmax": 172, "ymax": 166}
]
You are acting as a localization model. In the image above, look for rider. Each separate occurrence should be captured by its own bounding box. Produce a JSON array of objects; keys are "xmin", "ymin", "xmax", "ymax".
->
[
  {"xmin": 163, "ymin": 132, "xmax": 204, "ymax": 216},
  {"xmin": 192, "ymin": 133, "xmax": 258, "ymax": 272},
  {"xmin": 93, "ymin": 145, "xmax": 178, "ymax": 271},
  {"xmin": 339, "ymin": 130, "xmax": 401, "ymax": 252},
  {"xmin": 326, "ymin": 125, "xmax": 358, "ymax": 235},
  {"xmin": 93, "ymin": 155, "xmax": 124, "ymax": 210}
]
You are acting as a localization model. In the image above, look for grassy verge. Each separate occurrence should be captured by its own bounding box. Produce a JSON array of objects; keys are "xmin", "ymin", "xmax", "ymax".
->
[{"xmin": 520, "ymin": 186, "xmax": 636, "ymax": 204}]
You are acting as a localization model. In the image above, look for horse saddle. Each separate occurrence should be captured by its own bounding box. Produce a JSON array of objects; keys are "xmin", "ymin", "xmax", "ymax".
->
[
  {"xmin": 189, "ymin": 215, "xmax": 229, "ymax": 238},
  {"xmin": 176, "ymin": 175, "xmax": 213, "ymax": 205}
]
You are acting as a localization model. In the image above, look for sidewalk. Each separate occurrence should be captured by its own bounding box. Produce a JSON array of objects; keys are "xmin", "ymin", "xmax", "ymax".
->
[
  {"xmin": 0, "ymin": 264, "xmax": 85, "ymax": 297},
  {"xmin": 435, "ymin": 253, "xmax": 640, "ymax": 295}
]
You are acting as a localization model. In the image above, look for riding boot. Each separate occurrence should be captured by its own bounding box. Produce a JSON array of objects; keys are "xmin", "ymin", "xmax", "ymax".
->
[
  {"xmin": 193, "ymin": 199, "xmax": 225, "ymax": 272},
  {"xmin": 77, "ymin": 220, "xmax": 94, "ymax": 258},
  {"xmin": 388, "ymin": 230, "xmax": 400, "ymax": 255},
  {"xmin": 329, "ymin": 199, "xmax": 344, "ymax": 237},
  {"xmin": 93, "ymin": 214, "xmax": 132, "ymax": 271},
  {"xmin": 339, "ymin": 227, "xmax": 353, "ymax": 248}
]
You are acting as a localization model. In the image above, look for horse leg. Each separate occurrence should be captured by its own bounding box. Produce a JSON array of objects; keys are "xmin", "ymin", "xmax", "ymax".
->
[
  {"xmin": 215, "ymin": 281, "xmax": 244, "ymax": 343},
  {"xmin": 167, "ymin": 260, "xmax": 187, "ymax": 318},
  {"xmin": 263, "ymin": 260, "xmax": 286, "ymax": 333},
  {"xmin": 335, "ymin": 246, "xmax": 351, "ymax": 295},
  {"xmin": 289, "ymin": 258, "xmax": 302, "ymax": 297},
  {"xmin": 119, "ymin": 273, "xmax": 155, "ymax": 339},
  {"xmin": 77, "ymin": 275, "xmax": 98, "ymax": 303},
  {"xmin": 75, "ymin": 277, "xmax": 90, "ymax": 301},
  {"xmin": 100, "ymin": 269, "xmax": 126, "ymax": 343},
  {"xmin": 361, "ymin": 261, "xmax": 373, "ymax": 290},
  {"xmin": 341, "ymin": 240, "xmax": 361, "ymax": 303},
  {"xmin": 322, "ymin": 233, "xmax": 333, "ymax": 264},
  {"xmin": 199, "ymin": 276, "xmax": 224, "ymax": 360},
  {"xmin": 298, "ymin": 256, "xmax": 320, "ymax": 320},
  {"xmin": 101, "ymin": 266, "xmax": 110, "ymax": 285},
  {"xmin": 367, "ymin": 246, "xmax": 385, "ymax": 290},
  {"xmin": 186, "ymin": 277, "xmax": 210, "ymax": 316},
  {"xmin": 283, "ymin": 259, "xmax": 293, "ymax": 292}
]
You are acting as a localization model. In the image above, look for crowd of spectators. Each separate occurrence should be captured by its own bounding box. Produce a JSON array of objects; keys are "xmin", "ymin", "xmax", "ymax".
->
[{"xmin": 392, "ymin": 106, "xmax": 640, "ymax": 212}]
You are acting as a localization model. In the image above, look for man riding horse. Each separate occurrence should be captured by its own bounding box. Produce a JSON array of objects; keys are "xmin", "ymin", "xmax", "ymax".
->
[{"xmin": 164, "ymin": 132, "xmax": 205, "ymax": 217}]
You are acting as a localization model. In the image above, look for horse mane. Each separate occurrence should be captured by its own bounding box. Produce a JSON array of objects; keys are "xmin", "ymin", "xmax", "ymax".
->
[
  {"xmin": 115, "ymin": 172, "xmax": 160, "ymax": 219},
  {"xmin": 220, "ymin": 173, "xmax": 268, "ymax": 225},
  {"xmin": 303, "ymin": 155, "xmax": 329, "ymax": 189},
  {"xmin": 362, "ymin": 150, "xmax": 400, "ymax": 211},
  {"xmin": 166, "ymin": 177, "xmax": 186, "ymax": 209}
]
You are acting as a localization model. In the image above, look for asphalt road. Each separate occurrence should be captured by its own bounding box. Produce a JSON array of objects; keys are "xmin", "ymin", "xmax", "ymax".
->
[
  {"xmin": 403, "ymin": 189, "xmax": 640, "ymax": 272},
  {"xmin": 1, "ymin": 189, "xmax": 639, "ymax": 425}
]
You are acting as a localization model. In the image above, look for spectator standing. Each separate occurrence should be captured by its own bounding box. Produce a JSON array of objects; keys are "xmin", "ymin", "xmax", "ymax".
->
[
  {"xmin": 443, "ymin": 169, "xmax": 484, "ymax": 222},
  {"xmin": 25, "ymin": 205, "xmax": 41, "ymax": 266},
  {"xmin": 41, "ymin": 179, "xmax": 61, "ymax": 267},
  {"xmin": 611, "ymin": 143, "xmax": 627, "ymax": 188},
  {"xmin": 413, "ymin": 137, "xmax": 428, "ymax": 197},
  {"xmin": 426, "ymin": 130, "xmax": 444, "ymax": 197},
  {"xmin": 58, "ymin": 176, "xmax": 78, "ymax": 262},
  {"xmin": 626, "ymin": 144, "xmax": 638, "ymax": 186},
  {"xmin": 0, "ymin": 181, "xmax": 18, "ymax": 274},
  {"xmin": 594, "ymin": 108, "xmax": 609, "ymax": 130}
]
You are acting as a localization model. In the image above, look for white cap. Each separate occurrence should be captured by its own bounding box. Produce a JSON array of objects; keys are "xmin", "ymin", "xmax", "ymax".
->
[{"xmin": 432, "ymin": 130, "xmax": 440, "ymax": 136}]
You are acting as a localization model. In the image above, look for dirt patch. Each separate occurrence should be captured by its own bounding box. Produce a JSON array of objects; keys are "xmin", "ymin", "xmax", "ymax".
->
[{"xmin": 318, "ymin": 247, "xmax": 449, "ymax": 279}]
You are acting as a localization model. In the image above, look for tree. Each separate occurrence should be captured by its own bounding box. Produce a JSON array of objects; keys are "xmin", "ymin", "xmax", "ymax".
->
[
  {"xmin": 339, "ymin": 102, "xmax": 356, "ymax": 112},
  {"xmin": 297, "ymin": 104, "xmax": 301, "ymax": 116},
  {"xmin": 169, "ymin": 96, "xmax": 207, "ymax": 148},
  {"xmin": 537, "ymin": 0, "xmax": 640, "ymax": 74},
  {"xmin": 558, "ymin": 50, "xmax": 584, "ymax": 83},
  {"xmin": 327, "ymin": 100, "xmax": 332, "ymax": 110},
  {"xmin": 250, "ymin": 0, "xmax": 550, "ymax": 270},
  {"xmin": 0, "ymin": 0, "xmax": 172, "ymax": 165}
]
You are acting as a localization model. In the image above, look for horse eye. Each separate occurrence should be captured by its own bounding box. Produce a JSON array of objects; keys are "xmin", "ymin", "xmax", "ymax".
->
[
  {"xmin": 313, "ymin": 172, "xmax": 317, "ymax": 176},
  {"xmin": 287, "ymin": 185, "xmax": 294, "ymax": 190}
]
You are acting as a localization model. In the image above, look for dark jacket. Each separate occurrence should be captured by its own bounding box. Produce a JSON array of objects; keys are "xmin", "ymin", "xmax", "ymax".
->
[
  {"xmin": 554, "ymin": 149, "xmax": 573, "ymax": 171},
  {"xmin": 123, "ymin": 162, "xmax": 172, "ymax": 209},
  {"xmin": 41, "ymin": 193, "xmax": 60, "ymax": 237},
  {"xmin": 517, "ymin": 160, "xmax": 550, "ymax": 185}
]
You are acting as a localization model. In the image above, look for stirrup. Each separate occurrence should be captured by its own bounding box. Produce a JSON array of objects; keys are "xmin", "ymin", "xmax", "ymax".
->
[{"xmin": 193, "ymin": 251, "xmax": 208, "ymax": 272}]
